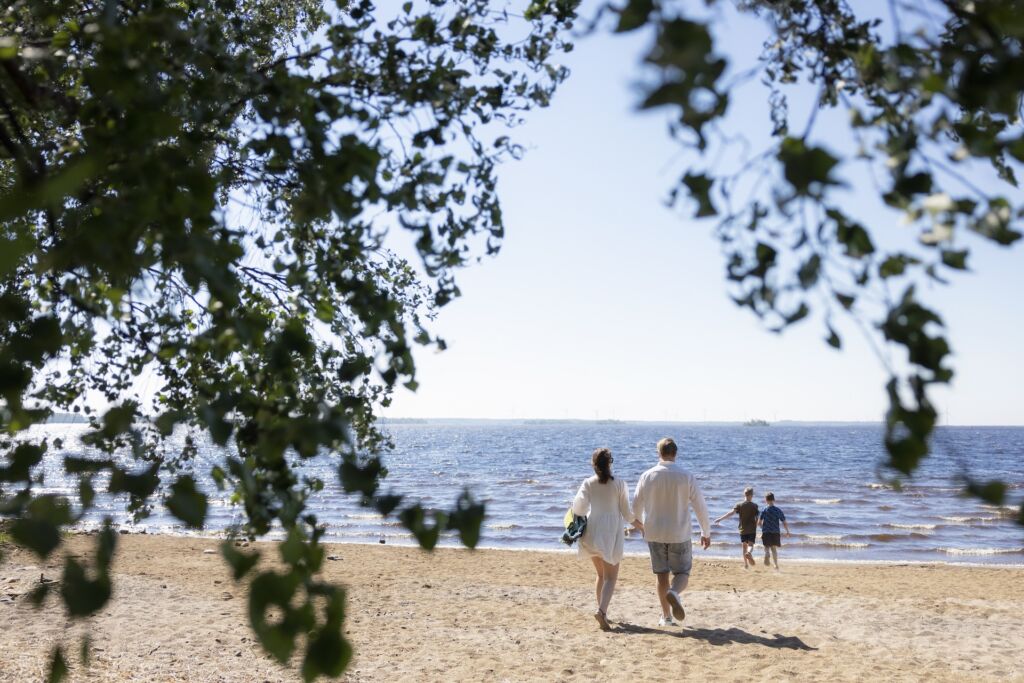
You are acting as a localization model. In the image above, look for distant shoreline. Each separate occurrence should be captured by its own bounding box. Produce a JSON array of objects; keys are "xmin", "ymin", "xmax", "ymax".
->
[{"xmin": 376, "ymin": 418, "xmax": 1023, "ymax": 428}]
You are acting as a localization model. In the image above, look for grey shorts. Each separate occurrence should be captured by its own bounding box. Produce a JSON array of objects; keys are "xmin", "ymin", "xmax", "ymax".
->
[{"xmin": 647, "ymin": 540, "xmax": 693, "ymax": 576}]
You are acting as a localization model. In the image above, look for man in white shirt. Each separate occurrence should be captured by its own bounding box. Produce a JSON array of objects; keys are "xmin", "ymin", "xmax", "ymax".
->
[{"xmin": 632, "ymin": 437, "xmax": 711, "ymax": 626}]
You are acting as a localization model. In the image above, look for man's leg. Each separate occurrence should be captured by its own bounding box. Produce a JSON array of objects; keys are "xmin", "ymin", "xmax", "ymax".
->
[
  {"xmin": 741, "ymin": 541, "xmax": 750, "ymax": 567},
  {"xmin": 656, "ymin": 572, "xmax": 671, "ymax": 617},
  {"xmin": 770, "ymin": 546, "xmax": 779, "ymax": 569},
  {"xmin": 670, "ymin": 572, "xmax": 689, "ymax": 595},
  {"xmin": 664, "ymin": 542, "xmax": 691, "ymax": 621}
]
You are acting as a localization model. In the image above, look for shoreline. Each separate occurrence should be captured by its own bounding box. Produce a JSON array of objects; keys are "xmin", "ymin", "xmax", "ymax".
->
[
  {"xmin": 3, "ymin": 534, "xmax": 1023, "ymax": 681},
  {"xmin": 67, "ymin": 525, "xmax": 1024, "ymax": 569}
]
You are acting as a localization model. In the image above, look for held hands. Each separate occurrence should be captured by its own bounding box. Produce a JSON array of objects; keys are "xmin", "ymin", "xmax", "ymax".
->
[
  {"xmin": 700, "ymin": 535, "xmax": 711, "ymax": 550},
  {"xmin": 630, "ymin": 519, "xmax": 645, "ymax": 538}
]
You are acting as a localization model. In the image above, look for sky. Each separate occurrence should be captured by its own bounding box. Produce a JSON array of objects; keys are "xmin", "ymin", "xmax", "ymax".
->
[{"xmin": 382, "ymin": 5, "xmax": 1024, "ymax": 425}]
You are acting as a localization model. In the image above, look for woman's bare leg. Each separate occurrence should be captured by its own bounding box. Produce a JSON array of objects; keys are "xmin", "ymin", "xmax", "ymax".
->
[
  {"xmin": 590, "ymin": 555, "xmax": 606, "ymax": 607},
  {"xmin": 599, "ymin": 561, "xmax": 619, "ymax": 614}
]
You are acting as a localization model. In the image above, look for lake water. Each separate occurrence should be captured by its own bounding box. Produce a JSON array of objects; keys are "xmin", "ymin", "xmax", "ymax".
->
[{"xmin": 24, "ymin": 422, "xmax": 1024, "ymax": 564}]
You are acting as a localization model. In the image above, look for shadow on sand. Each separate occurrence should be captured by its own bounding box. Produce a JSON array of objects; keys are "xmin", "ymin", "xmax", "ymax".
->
[{"xmin": 612, "ymin": 623, "xmax": 817, "ymax": 651}]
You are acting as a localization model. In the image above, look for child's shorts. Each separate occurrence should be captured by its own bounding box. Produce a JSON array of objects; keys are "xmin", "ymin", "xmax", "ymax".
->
[
  {"xmin": 762, "ymin": 532, "xmax": 782, "ymax": 547},
  {"xmin": 740, "ymin": 533, "xmax": 756, "ymax": 544}
]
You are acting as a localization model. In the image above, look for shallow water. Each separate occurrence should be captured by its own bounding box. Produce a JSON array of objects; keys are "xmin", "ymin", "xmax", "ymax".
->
[{"xmin": 24, "ymin": 422, "xmax": 1024, "ymax": 564}]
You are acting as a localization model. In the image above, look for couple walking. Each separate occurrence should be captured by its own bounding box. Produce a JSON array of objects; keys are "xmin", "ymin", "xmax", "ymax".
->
[{"xmin": 571, "ymin": 437, "xmax": 710, "ymax": 630}]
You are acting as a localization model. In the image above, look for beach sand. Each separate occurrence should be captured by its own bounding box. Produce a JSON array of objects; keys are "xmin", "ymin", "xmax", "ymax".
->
[{"xmin": 1, "ymin": 535, "xmax": 1022, "ymax": 682}]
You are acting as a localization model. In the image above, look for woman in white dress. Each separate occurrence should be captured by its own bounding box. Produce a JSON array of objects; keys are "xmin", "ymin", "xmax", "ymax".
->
[{"xmin": 572, "ymin": 448, "xmax": 643, "ymax": 630}]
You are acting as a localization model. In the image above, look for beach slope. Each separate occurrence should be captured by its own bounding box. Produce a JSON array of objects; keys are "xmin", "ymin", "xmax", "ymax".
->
[{"xmin": 1, "ymin": 536, "xmax": 1021, "ymax": 681}]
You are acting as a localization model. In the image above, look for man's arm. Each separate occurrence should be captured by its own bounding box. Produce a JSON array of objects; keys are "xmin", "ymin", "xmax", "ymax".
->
[
  {"xmin": 631, "ymin": 476, "xmax": 645, "ymax": 525},
  {"xmin": 690, "ymin": 477, "xmax": 712, "ymax": 548}
]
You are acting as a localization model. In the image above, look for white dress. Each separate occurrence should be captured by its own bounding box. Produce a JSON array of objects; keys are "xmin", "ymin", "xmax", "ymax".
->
[{"xmin": 572, "ymin": 475, "xmax": 633, "ymax": 565}]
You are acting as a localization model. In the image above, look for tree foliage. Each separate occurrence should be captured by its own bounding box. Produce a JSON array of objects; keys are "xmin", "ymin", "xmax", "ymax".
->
[
  {"xmin": 0, "ymin": 0, "xmax": 576, "ymax": 679},
  {"xmin": 612, "ymin": 0, "xmax": 1023, "ymax": 521}
]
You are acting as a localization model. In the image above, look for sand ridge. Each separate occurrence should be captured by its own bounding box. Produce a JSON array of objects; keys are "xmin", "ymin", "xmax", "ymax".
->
[{"xmin": 1, "ymin": 535, "xmax": 1022, "ymax": 681}]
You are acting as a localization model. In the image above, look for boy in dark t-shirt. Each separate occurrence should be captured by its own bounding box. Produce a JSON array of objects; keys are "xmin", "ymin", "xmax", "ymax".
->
[{"xmin": 713, "ymin": 487, "xmax": 759, "ymax": 569}]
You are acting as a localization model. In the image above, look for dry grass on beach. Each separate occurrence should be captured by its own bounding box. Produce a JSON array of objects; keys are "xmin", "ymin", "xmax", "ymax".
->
[{"xmin": 1, "ymin": 535, "xmax": 1022, "ymax": 682}]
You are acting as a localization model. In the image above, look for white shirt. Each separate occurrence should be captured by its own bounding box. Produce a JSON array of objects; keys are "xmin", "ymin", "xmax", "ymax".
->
[{"xmin": 632, "ymin": 460, "xmax": 711, "ymax": 544}]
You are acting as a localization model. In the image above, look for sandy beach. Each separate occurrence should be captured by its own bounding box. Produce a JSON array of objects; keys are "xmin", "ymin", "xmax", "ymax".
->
[{"xmin": 1, "ymin": 534, "xmax": 1022, "ymax": 682}]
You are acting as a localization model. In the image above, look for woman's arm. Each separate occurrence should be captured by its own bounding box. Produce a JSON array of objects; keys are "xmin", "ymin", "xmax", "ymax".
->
[
  {"xmin": 617, "ymin": 479, "xmax": 632, "ymax": 521},
  {"xmin": 571, "ymin": 479, "xmax": 590, "ymax": 516}
]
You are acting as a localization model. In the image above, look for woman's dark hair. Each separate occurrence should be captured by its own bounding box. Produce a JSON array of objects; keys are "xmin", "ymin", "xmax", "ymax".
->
[{"xmin": 592, "ymin": 448, "xmax": 613, "ymax": 484}]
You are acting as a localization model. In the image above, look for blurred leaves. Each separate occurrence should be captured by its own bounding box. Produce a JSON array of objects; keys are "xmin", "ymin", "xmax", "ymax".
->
[
  {"xmin": 165, "ymin": 475, "xmax": 208, "ymax": 528},
  {"xmin": 0, "ymin": 0, "xmax": 579, "ymax": 679},
  {"xmin": 634, "ymin": 0, "xmax": 1023, "ymax": 514}
]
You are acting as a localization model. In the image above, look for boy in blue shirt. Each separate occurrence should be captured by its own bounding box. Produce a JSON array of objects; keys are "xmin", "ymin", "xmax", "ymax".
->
[{"xmin": 758, "ymin": 492, "xmax": 791, "ymax": 569}]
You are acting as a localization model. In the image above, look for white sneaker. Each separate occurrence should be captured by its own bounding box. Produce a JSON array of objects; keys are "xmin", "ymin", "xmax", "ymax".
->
[
  {"xmin": 666, "ymin": 590, "xmax": 686, "ymax": 621},
  {"xmin": 658, "ymin": 616, "xmax": 677, "ymax": 627}
]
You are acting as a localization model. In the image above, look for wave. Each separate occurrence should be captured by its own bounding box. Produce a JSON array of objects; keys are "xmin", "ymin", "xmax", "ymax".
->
[
  {"xmin": 939, "ymin": 515, "xmax": 1000, "ymax": 524},
  {"xmin": 812, "ymin": 498, "xmax": 842, "ymax": 505},
  {"xmin": 938, "ymin": 547, "xmax": 1024, "ymax": 556},
  {"xmin": 883, "ymin": 523, "xmax": 937, "ymax": 531},
  {"xmin": 867, "ymin": 533, "xmax": 931, "ymax": 542},
  {"xmin": 337, "ymin": 519, "xmax": 404, "ymax": 528},
  {"xmin": 803, "ymin": 541, "xmax": 870, "ymax": 549},
  {"xmin": 866, "ymin": 483, "xmax": 891, "ymax": 490},
  {"xmin": 486, "ymin": 523, "xmax": 520, "ymax": 530},
  {"xmin": 804, "ymin": 534, "xmax": 844, "ymax": 542}
]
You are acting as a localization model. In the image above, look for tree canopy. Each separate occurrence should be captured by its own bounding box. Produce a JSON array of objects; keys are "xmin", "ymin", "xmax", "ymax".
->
[{"xmin": 0, "ymin": 0, "xmax": 577, "ymax": 679}]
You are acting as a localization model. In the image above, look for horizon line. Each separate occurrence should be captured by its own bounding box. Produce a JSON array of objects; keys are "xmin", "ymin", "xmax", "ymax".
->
[{"xmin": 376, "ymin": 416, "xmax": 1024, "ymax": 428}]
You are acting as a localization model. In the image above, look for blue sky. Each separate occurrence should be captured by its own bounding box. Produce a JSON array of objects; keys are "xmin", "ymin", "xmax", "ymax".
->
[{"xmin": 383, "ymin": 6, "xmax": 1024, "ymax": 425}]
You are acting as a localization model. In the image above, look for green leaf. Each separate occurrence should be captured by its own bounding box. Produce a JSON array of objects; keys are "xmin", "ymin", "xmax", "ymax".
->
[
  {"xmin": 221, "ymin": 541, "xmax": 261, "ymax": 581},
  {"xmin": 399, "ymin": 505, "xmax": 446, "ymax": 550},
  {"xmin": 47, "ymin": 647, "xmax": 69, "ymax": 683},
  {"xmin": 1, "ymin": 443, "xmax": 46, "ymax": 483},
  {"xmin": 826, "ymin": 325, "xmax": 841, "ymax": 349},
  {"xmin": 0, "ymin": 234, "xmax": 32, "ymax": 276},
  {"xmin": 11, "ymin": 495, "xmax": 74, "ymax": 558},
  {"xmin": 797, "ymin": 254, "xmax": 821, "ymax": 289},
  {"xmin": 940, "ymin": 249, "xmax": 969, "ymax": 270},
  {"xmin": 155, "ymin": 411, "xmax": 182, "ymax": 437},
  {"xmin": 879, "ymin": 254, "xmax": 919, "ymax": 278},
  {"xmin": 446, "ymin": 490, "xmax": 486, "ymax": 548},
  {"xmin": 616, "ymin": 0, "xmax": 654, "ymax": 33},
  {"xmin": 165, "ymin": 475, "xmax": 208, "ymax": 528},
  {"xmin": 339, "ymin": 457, "xmax": 383, "ymax": 497},
  {"xmin": 778, "ymin": 137, "xmax": 840, "ymax": 195},
  {"xmin": 966, "ymin": 479, "xmax": 1007, "ymax": 505},
  {"xmin": 0, "ymin": 154, "xmax": 101, "ymax": 222},
  {"xmin": 681, "ymin": 173, "xmax": 717, "ymax": 217},
  {"xmin": 61, "ymin": 556, "xmax": 112, "ymax": 616},
  {"xmin": 108, "ymin": 462, "xmax": 161, "ymax": 499},
  {"xmin": 835, "ymin": 217, "xmax": 874, "ymax": 258},
  {"xmin": 249, "ymin": 571, "xmax": 302, "ymax": 662},
  {"xmin": 302, "ymin": 624, "xmax": 352, "ymax": 681}
]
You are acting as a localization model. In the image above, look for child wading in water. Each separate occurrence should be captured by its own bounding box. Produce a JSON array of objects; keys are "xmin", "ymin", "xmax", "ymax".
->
[
  {"xmin": 713, "ymin": 487, "xmax": 759, "ymax": 568},
  {"xmin": 759, "ymin": 492, "xmax": 791, "ymax": 569}
]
